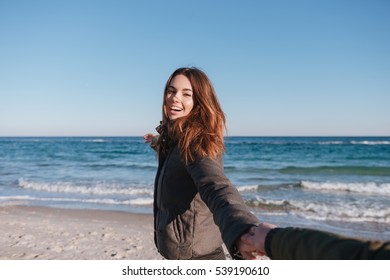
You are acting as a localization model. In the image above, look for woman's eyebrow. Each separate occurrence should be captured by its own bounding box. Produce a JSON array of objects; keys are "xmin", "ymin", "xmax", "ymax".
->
[{"xmin": 168, "ymin": 85, "xmax": 192, "ymax": 92}]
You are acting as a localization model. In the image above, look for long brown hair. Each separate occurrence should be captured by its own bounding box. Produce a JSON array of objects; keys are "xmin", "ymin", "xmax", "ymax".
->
[{"xmin": 158, "ymin": 67, "xmax": 226, "ymax": 164}]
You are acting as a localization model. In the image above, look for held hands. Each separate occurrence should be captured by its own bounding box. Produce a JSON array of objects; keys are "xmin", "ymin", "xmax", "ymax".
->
[{"xmin": 236, "ymin": 222, "xmax": 277, "ymax": 259}]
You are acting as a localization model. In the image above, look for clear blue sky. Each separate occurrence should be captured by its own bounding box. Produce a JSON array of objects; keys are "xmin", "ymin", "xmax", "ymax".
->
[{"xmin": 1, "ymin": 0, "xmax": 389, "ymax": 136}]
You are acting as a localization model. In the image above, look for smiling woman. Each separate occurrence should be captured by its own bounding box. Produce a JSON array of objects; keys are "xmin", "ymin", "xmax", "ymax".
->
[{"xmin": 145, "ymin": 67, "xmax": 260, "ymax": 260}]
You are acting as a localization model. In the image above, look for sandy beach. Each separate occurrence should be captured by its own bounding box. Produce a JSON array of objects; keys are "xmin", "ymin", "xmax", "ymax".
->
[{"xmin": 0, "ymin": 205, "xmax": 164, "ymax": 260}]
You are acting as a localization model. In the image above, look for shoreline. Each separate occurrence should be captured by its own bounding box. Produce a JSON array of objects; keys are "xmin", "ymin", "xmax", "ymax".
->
[{"xmin": 1, "ymin": 203, "xmax": 389, "ymax": 260}]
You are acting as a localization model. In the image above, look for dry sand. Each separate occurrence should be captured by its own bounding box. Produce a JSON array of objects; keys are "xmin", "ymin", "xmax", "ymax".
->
[{"xmin": 0, "ymin": 205, "xmax": 163, "ymax": 260}]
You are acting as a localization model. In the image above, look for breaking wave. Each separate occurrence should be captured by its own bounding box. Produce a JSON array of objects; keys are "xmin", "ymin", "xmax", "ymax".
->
[
  {"xmin": 300, "ymin": 181, "xmax": 390, "ymax": 196},
  {"xmin": 18, "ymin": 178, "xmax": 153, "ymax": 196}
]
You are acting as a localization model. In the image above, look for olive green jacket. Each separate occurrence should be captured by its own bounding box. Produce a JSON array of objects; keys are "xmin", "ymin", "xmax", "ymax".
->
[
  {"xmin": 154, "ymin": 145, "xmax": 259, "ymax": 259},
  {"xmin": 266, "ymin": 227, "xmax": 390, "ymax": 260}
]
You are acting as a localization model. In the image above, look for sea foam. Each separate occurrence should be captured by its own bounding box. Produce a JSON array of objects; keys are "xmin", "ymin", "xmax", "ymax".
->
[
  {"xmin": 300, "ymin": 181, "xmax": 390, "ymax": 196},
  {"xmin": 18, "ymin": 178, "xmax": 153, "ymax": 196}
]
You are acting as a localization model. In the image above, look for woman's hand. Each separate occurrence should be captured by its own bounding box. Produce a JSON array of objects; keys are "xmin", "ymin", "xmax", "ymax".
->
[{"xmin": 144, "ymin": 134, "xmax": 155, "ymax": 143}]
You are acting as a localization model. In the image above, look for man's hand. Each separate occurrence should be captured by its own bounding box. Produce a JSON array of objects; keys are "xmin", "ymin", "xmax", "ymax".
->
[{"xmin": 240, "ymin": 222, "xmax": 277, "ymax": 258}]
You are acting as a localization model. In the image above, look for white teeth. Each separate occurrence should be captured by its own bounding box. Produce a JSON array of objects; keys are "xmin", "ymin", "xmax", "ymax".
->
[{"xmin": 171, "ymin": 106, "xmax": 182, "ymax": 111}]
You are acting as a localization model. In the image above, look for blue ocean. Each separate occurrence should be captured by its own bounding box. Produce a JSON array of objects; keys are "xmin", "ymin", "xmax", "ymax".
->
[{"xmin": 1, "ymin": 136, "xmax": 389, "ymax": 240}]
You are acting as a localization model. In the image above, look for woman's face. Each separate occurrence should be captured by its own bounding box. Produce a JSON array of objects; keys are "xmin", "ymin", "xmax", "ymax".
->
[{"xmin": 165, "ymin": 74, "xmax": 194, "ymax": 120}]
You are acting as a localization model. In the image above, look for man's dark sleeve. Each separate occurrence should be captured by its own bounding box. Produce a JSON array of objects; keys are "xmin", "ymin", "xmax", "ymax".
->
[{"xmin": 266, "ymin": 227, "xmax": 390, "ymax": 260}]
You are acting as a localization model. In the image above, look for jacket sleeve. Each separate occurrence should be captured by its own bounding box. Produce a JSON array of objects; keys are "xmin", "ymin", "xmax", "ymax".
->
[
  {"xmin": 267, "ymin": 227, "xmax": 390, "ymax": 260},
  {"xmin": 186, "ymin": 156, "xmax": 259, "ymax": 258}
]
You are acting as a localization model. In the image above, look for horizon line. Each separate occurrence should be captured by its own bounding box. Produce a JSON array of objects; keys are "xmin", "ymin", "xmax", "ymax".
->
[{"xmin": 1, "ymin": 135, "xmax": 389, "ymax": 138}]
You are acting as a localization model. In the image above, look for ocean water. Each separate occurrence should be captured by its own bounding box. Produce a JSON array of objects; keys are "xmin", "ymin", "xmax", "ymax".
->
[{"xmin": 1, "ymin": 136, "xmax": 389, "ymax": 240}]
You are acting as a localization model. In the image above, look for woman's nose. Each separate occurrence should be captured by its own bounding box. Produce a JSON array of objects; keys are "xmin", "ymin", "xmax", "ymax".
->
[{"xmin": 171, "ymin": 93, "xmax": 181, "ymax": 102}]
